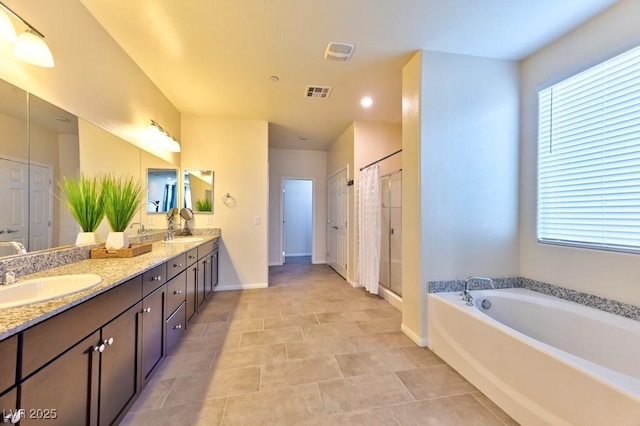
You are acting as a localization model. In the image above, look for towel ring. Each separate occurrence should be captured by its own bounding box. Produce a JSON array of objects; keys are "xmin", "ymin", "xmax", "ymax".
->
[{"xmin": 222, "ymin": 193, "xmax": 236, "ymax": 207}]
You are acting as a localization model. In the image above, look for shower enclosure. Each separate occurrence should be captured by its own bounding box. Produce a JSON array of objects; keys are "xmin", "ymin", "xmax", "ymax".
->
[{"xmin": 379, "ymin": 171, "xmax": 402, "ymax": 296}]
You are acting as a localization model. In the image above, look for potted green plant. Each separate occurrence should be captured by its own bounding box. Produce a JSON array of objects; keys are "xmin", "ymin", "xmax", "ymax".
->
[
  {"xmin": 195, "ymin": 198, "xmax": 212, "ymax": 212},
  {"xmin": 103, "ymin": 175, "xmax": 145, "ymax": 250},
  {"xmin": 57, "ymin": 174, "xmax": 106, "ymax": 245}
]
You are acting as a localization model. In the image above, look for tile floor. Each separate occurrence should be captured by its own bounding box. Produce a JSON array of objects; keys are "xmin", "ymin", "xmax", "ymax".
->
[{"xmin": 121, "ymin": 257, "xmax": 518, "ymax": 425}]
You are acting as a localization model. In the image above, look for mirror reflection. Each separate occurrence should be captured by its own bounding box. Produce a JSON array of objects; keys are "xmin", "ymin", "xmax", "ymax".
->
[
  {"xmin": 183, "ymin": 169, "xmax": 214, "ymax": 213},
  {"xmin": 147, "ymin": 168, "xmax": 178, "ymax": 213}
]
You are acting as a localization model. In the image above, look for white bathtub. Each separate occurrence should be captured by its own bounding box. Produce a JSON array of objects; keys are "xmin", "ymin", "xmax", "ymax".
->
[{"xmin": 427, "ymin": 288, "xmax": 640, "ymax": 426}]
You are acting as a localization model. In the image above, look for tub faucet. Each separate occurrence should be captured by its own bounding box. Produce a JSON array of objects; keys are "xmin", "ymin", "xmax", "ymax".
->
[
  {"xmin": 0, "ymin": 241, "xmax": 27, "ymax": 255},
  {"xmin": 462, "ymin": 276, "xmax": 495, "ymax": 306}
]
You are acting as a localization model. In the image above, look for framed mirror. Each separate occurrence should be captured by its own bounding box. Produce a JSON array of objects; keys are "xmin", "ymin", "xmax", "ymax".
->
[
  {"xmin": 147, "ymin": 168, "xmax": 179, "ymax": 213},
  {"xmin": 183, "ymin": 169, "xmax": 214, "ymax": 213}
]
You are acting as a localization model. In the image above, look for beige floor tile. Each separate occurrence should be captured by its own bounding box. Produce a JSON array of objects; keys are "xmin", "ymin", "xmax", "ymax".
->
[
  {"xmin": 355, "ymin": 317, "xmax": 401, "ymax": 334},
  {"xmin": 213, "ymin": 344, "xmax": 287, "ymax": 369},
  {"xmin": 153, "ymin": 351, "xmax": 216, "ymax": 380},
  {"xmin": 239, "ymin": 326, "xmax": 304, "ymax": 347},
  {"xmin": 169, "ymin": 332, "xmax": 242, "ymax": 357},
  {"xmin": 204, "ymin": 318, "xmax": 264, "ymax": 334},
  {"xmin": 261, "ymin": 356, "xmax": 343, "ymax": 390},
  {"xmin": 128, "ymin": 379, "xmax": 175, "ymax": 413},
  {"xmin": 391, "ymin": 394, "xmax": 505, "ymax": 426},
  {"xmin": 302, "ymin": 322, "xmax": 363, "ymax": 341},
  {"xmin": 335, "ymin": 348, "xmax": 417, "ymax": 377},
  {"xmin": 187, "ymin": 311, "xmax": 230, "ymax": 325},
  {"xmin": 318, "ymin": 301, "xmax": 376, "ymax": 313},
  {"xmin": 318, "ymin": 373, "xmax": 414, "ymax": 414},
  {"xmin": 179, "ymin": 322, "xmax": 208, "ymax": 340},
  {"xmin": 471, "ymin": 391, "xmax": 520, "ymax": 426},
  {"xmin": 286, "ymin": 337, "xmax": 356, "ymax": 360},
  {"xmin": 227, "ymin": 306, "xmax": 281, "ymax": 320},
  {"xmin": 362, "ymin": 307, "xmax": 402, "ymax": 319},
  {"xmin": 222, "ymin": 383, "xmax": 327, "ymax": 425},
  {"xmin": 315, "ymin": 311, "xmax": 370, "ymax": 323},
  {"xmin": 280, "ymin": 303, "xmax": 327, "ymax": 316},
  {"xmin": 293, "ymin": 407, "xmax": 399, "ymax": 426},
  {"xmin": 164, "ymin": 366, "xmax": 260, "ymax": 406},
  {"xmin": 349, "ymin": 331, "xmax": 416, "ymax": 352},
  {"xmin": 121, "ymin": 398, "xmax": 227, "ymax": 426},
  {"xmin": 396, "ymin": 364, "xmax": 476, "ymax": 400},
  {"xmin": 399, "ymin": 347, "xmax": 445, "ymax": 367},
  {"xmin": 264, "ymin": 314, "xmax": 319, "ymax": 329}
]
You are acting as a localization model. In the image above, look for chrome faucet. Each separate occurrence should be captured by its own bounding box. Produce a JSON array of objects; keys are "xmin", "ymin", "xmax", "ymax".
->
[
  {"xmin": 462, "ymin": 276, "xmax": 495, "ymax": 306},
  {"xmin": 129, "ymin": 222, "xmax": 146, "ymax": 234},
  {"xmin": 0, "ymin": 264, "xmax": 26, "ymax": 286},
  {"xmin": 0, "ymin": 241, "xmax": 27, "ymax": 255},
  {"xmin": 165, "ymin": 208, "xmax": 179, "ymax": 240}
]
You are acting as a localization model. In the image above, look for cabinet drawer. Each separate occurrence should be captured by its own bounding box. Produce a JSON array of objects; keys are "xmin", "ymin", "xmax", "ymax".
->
[
  {"xmin": 167, "ymin": 254, "xmax": 187, "ymax": 281},
  {"xmin": 22, "ymin": 275, "xmax": 142, "ymax": 378},
  {"xmin": 0, "ymin": 335, "xmax": 17, "ymax": 394},
  {"xmin": 142, "ymin": 263, "xmax": 167, "ymax": 297},
  {"xmin": 186, "ymin": 248, "xmax": 198, "ymax": 266},
  {"xmin": 165, "ymin": 302, "xmax": 186, "ymax": 355},
  {"xmin": 166, "ymin": 271, "xmax": 186, "ymax": 319},
  {"xmin": 197, "ymin": 240, "xmax": 214, "ymax": 259}
]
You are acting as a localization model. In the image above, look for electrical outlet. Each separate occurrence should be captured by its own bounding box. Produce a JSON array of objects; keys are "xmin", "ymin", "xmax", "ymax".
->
[{"xmin": 206, "ymin": 216, "xmax": 212, "ymax": 225}]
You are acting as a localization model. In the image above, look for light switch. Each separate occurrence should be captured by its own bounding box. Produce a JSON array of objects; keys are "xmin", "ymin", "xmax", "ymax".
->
[
  {"xmin": 206, "ymin": 216, "xmax": 212, "ymax": 225},
  {"xmin": 254, "ymin": 216, "xmax": 260, "ymax": 225}
]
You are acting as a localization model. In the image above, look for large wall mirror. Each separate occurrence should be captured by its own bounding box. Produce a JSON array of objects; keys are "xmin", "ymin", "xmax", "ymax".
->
[
  {"xmin": 0, "ymin": 77, "xmax": 180, "ymax": 259},
  {"xmin": 147, "ymin": 168, "xmax": 178, "ymax": 213},
  {"xmin": 183, "ymin": 169, "xmax": 214, "ymax": 213}
]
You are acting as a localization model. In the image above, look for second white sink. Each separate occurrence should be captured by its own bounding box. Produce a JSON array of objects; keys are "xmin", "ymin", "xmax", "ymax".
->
[
  {"xmin": 162, "ymin": 237, "xmax": 204, "ymax": 244},
  {"xmin": 0, "ymin": 274, "xmax": 103, "ymax": 310}
]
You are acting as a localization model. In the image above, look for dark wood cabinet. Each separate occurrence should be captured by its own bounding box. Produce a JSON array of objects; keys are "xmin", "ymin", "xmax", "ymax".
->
[
  {"xmin": 211, "ymin": 246, "xmax": 219, "ymax": 291},
  {"xmin": 166, "ymin": 271, "xmax": 186, "ymax": 318},
  {"xmin": 0, "ymin": 388, "xmax": 17, "ymax": 424},
  {"xmin": 0, "ymin": 335, "xmax": 17, "ymax": 394},
  {"xmin": 99, "ymin": 303, "xmax": 141, "ymax": 426},
  {"xmin": 19, "ymin": 330, "xmax": 100, "ymax": 426},
  {"xmin": 186, "ymin": 261, "xmax": 198, "ymax": 322},
  {"xmin": 140, "ymin": 286, "xmax": 165, "ymax": 387},
  {"xmin": 197, "ymin": 256, "xmax": 207, "ymax": 307},
  {"xmin": 165, "ymin": 302, "xmax": 186, "ymax": 355}
]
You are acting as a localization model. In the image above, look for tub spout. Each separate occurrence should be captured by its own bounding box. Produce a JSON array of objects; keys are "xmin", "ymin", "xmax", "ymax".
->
[{"xmin": 462, "ymin": 276, "xmax": 495, "ymax": 306}]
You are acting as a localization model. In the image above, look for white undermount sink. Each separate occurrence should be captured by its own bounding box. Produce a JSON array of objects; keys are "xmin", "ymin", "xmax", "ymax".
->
[
  {"xmin": 0, "ymin": 274, "xmax": 102, "ymax": 310},
  {"xmin": 162, "ymin": 236, "xmax": 204, "ymax": 244}
]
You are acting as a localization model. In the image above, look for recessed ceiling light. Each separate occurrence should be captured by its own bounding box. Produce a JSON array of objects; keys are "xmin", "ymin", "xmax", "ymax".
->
[
  {"xmin": 270, "ymin": 75, "xmax": 280, "ymax": 82},
  {"xmin": 360, "ymin": 97, "xmax": 373, "ymax": 108},
  {"xmin": 298, "ymin": 136, "xmax": 308, "ymax": 140}
]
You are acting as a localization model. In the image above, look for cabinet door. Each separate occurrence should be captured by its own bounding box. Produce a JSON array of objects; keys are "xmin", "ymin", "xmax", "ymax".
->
[
  {"xmin": 211, "ymin": 248, "xmax": 219, "ymax": 291},
  {"xmin": 141, "ymin": 286, "xmax": 165, "ymax": 387},
  {"xmin": 99, "ymin": 303, "xmax": 141, "ymax": 426},
  {"xmin": 186, "ymin": 262, "xmax": 198, "ymax": 322},
  {"xmin": 0, "ymin": 335, "xmax": 17, "ymax": 394},
  {"xmin": 20, "ymin": 330, "xmax": 100, "ymax": 426},
  {"xmin": 204, "ymin": 253, "xmax": 213, "ymax": 295},
  {"xmin": 197, "ymin": 256, "xmax": 207, "ymax": 308},
  {"xmin": 0, "ymin": 388, "xmax": 17, "ymax": 424}
]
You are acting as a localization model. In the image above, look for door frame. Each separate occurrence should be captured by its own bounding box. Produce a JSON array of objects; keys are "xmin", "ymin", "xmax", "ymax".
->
[
  {"xmin": 327, "ymin": 166, "xmax": 349, "ymax": 279},
  {"xmin": 280, "ymin": 176, "xmax": 315, "ymax": 265}
]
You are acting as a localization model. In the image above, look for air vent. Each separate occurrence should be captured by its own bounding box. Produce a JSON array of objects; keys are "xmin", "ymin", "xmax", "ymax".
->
[
  {"xmin": 305, "ymin": 86, "xmax": 332, "ymax": 99},
  {"xmin": 324, "ymin": 42, "xmax": 354, "ymax": 61}
]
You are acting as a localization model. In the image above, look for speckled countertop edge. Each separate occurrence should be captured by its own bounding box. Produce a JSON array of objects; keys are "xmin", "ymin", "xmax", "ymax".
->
[{"xmin": 0, "ymin": 231, "xmax": 220, "ymax": 340}]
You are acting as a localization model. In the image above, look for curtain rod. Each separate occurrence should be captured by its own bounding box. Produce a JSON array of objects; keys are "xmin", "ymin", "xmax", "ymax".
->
[{"xmin": 359, "ymin": 149, "xmax": 402, "ymax": 171}]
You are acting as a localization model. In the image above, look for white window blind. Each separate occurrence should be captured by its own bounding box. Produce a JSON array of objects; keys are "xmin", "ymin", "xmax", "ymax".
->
[{"xmin": 537, "ymin": 44, "xmax": 640, "ymax": 252}]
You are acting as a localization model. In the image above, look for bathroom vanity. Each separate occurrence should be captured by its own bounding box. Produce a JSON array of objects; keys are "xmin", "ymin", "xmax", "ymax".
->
[{"xmin": 0, "ymin": 234, "xmax": 219, "ymax": 425}]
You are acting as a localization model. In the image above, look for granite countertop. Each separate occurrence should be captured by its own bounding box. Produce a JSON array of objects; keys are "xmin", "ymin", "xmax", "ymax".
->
[{"xmin": 0, "ymin": 232, "xmax": 220, "ymax": 340}]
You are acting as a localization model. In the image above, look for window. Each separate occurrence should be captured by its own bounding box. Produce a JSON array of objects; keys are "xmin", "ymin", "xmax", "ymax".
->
[{"xmin": 537, "ymin": 45, "xmax": 640, "ymax": 253}]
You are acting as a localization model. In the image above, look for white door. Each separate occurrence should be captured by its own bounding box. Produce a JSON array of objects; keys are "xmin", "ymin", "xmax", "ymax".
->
[
  {"xmin": 29, "ymin": 164, "xmax": 53, "ymax": 251},
  {"xmin": 327, "ymin": 168, "xmax": 348, "ymax": 278},
  {"xmin": 0, "ymin": 158, "xmax": 28, "ymax": 255}
]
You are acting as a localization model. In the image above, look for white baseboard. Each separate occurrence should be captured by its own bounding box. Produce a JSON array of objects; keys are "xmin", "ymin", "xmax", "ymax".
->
[
  {"xmin": 312, "ymin": 259, "xmax": 326, "ymax": 265},
  {"xmin": 268, "ymin": 262, "xmax": 283, "ymax": 266},
  {"xmin": 378, "ymin": 286, "xmax": 402, "ymax": 310},
  {"xmin": 401, "ymin": 323, "xmax": 428, "ymax": 347},
  {"xmin": 214, "ymin": 283, "xmax": 268, "ymax": 291},
  {"xmin": 285, "ymin": 253, "xmax": 312, "ymax": 257},
  {"xmin": 347, "ymin": 279, "xmax": 362, "ymax": 288}
]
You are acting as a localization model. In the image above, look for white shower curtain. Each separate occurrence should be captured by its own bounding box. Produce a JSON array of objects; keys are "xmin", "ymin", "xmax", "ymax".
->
[{"xmin": 358, "ymin": 164, "xmax": 381, "ymax": 294}]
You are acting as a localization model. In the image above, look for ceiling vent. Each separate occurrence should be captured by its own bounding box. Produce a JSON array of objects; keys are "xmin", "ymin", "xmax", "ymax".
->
[
  {"xmin": 305, "ymin": 86, "xmax": 332, "ymax": 99},
  {"xmin": 324, "ymin": 42, "xmax": 354, "ymax": 61}
]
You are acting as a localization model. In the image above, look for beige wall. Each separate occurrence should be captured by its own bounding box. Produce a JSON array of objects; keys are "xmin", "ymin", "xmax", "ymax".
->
[
  {"xmin": 520, "ymin": 0, "xmax": 640, "ymax": 306},
  {"xmin": 268, "ymin": 149, "xmax": 328, "ymax": 266},
  {"xmin": 181, "ymin": 116, "xmax": 269, "ymax": 290},
  {"xmin": 0, "ymin": 0, "xmax": 180, "ymax": 163}
]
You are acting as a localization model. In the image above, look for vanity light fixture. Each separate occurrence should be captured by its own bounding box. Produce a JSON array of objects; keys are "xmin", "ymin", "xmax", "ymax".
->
[
  {"xmin": 147, "ymin": 120, "xmax": 181, "ymax": 152},
  {"xmin": 0, "ymin": 2, "xmax": 55, "ymax": 68}
]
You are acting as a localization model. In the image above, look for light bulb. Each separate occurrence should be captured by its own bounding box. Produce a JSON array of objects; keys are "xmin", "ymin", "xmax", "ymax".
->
[{"xmin": 14, "ymin": 29, "xmax": 54, "ymax": 68}]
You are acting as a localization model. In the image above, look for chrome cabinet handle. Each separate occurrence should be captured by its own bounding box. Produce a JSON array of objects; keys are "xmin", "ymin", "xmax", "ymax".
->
[
  {"xmin": 104, "ymin": 337, "xmax": 114, "ymax": 346},
  {"xmin": 94, "ymin": 344, "xmax": 105, "ymax": 353},
  {"xmin": 173, "ymin": 290, "xmax": 182, "ymax": 295},
  {"xmin": 173, "ymin": 324, "xmax": 182, "ymax": 330},
  {"xmin": 142, "ymin": 307, "xmax": 151, "ymax": 313},
  {"xmin": 188, "ymin": 255, "xmax": 196, "ymax": 259},
  {"xmin": 151, "ymin": 275, "xmax": 162, "ymax": 281},
  {"xmin": 174, "ymin": 263, "xmax": 182, "ymax": 268}
]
